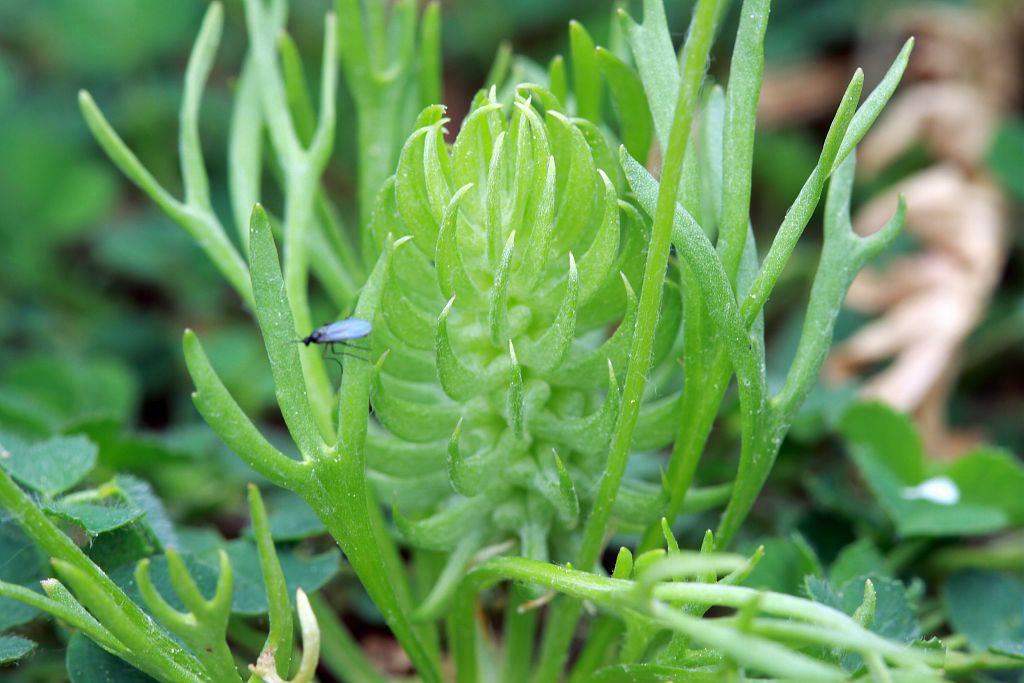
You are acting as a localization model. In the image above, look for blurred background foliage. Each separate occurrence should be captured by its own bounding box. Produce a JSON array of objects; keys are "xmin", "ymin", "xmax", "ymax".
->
[{"xmin": 0, "ymin": 1, "xmax": 1022, "ymax": 677}]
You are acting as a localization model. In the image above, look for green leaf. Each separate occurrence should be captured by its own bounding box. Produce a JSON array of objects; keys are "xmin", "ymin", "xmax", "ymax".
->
[
  {"xmin": 617, "ymin": 0, "xmax": 679, "ymax": 150},
  {"xmin": 596, "ymin": 47, "xmax": 653, "ymax": 163},
  {"xmin": 488, "ymin": 231, "xmax": 517, "ymax": 347},
  {"xmin": 806, "ymin": 573, "xmax": 920, "ymax": 672},
  {"xmin": 589, "ymin": 663, "xmax": 719, "ymax": 682},
  {"xmin": 569, "ymin": 21, "xmax": 601, "ymax": 124},
  {"xmin": 184, "ymin": 329, "xmax": 308, "ymax": 490},
  {"xmin": 0, "ymin": 634, "xmax": 35, "ymax": 665},
  {"xmin": 842, "ymin": 402, "xmax": 1024, "ymax": 536},
  {"xmin": 394, "ymin": 496, "xmax": 492, "ymax": 552},
  {"xmin": 1, "ymin": 434, "xmax": 98, "ymax": 498},
  {"xmin": 943, "ymin": 570, "xmax": 1024, "ymax": 653},
  {"xmin": 0, "ymin": 515, "xmax": 45, "ymax": 630},
  {"xmin": 397, "ymin": 125, "xmax": 443, "ymax": 252},
  {"xmin": 248, "ymin": 204, "xmax": 326, "ymax": 460},
  {"xmin": 532, "ymin": 362, "xmax": 619, "ymax": 459},
  {"xmin": 945, "ymin": 446, "xmax": 1024, "ymax": 525},
  {"xmin": 0, "ymin": 357, "xmax": 137, "ymax": 434},
  {"xmin": 46, "ymin": 500, "xmax": 144, "ymax": 536},
  {"xmin": 547, "ymin": 111, "xmax": 599, "ymax": 253},
  {"xmin": 632, "ymin": 392, "xmax": 681, "ymax": 452},
  {"xmin": 371, "ymin": 365, "xmax": 461, "ymax": 443},
  {"xmin": 518, "ymin": 254, "xmax": 579, "ymax": 372},
  {"xmin": 116, "ymin": 475, "xmax": 177, "ymax": 550},
  {"xmin": 550, "ymin": 275, "xmax": 637, "ymax": 389},
  {"xmin": 829, "ymin": 540, "xmax": 890, "ymax": 586},
  {"xmin": 66, "ymin": 632, "xmax": 156, "ymax": 683},
  {"xmin": 576, "ymin": 171, "xmax": 620, "ymax": 305}
]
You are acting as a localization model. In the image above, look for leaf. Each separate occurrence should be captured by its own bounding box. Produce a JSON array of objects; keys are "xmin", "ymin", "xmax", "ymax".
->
[
  {"xmin": 547, "ymin": 111, "xmax": 599, "ymax": 253},
  {"xmin": 394, "ymin": 496, "xmax": 492, "ymax": 552},
  {"xmin": 841, "ymin": 402, "xmax": 1024, "ymax": 536},
  {"xmin": 943, "ymin": 570, "xmax": 1024, "ymax": 653},
  {"xmin": 576, "ymin": 171, "xmax": 621, "ymax": 305},
  {"xmin": 116, "ymin": 475, "xmax": 177, "ymax": 550},
  {"xmin": 517, "ymin": 254, "xmax": 579, "ymax": 373},
  {"xmin": 806, "ymin": 573, "xmax": 920, "ymax": 672},
  {"xmin": 550, "ymin": 275, "xmax": 637, "ymax": 389},
  {"xmin": 597, "ymin": 47, "xmax": 653, "ymax": 161},
  {"xmin": 1, "ymin": 434, "xmax": 98, "ymax": 498},
  {"xmin": 248, "ymin": 205, "xmax": 325, "ymax": 461},
  {"xmin": 66, "ymin": 632, "xmax": 156, "ymax": 683},
  {"xmin": 0, "ymin": 515, "xmax": 45, "ymax": 630},
  {"xmin": 569, "ymin": 20, "xmax": 601, "ymax": 124},
  {"xmin": 944, "ymin": 446, "xmax": 1024, "ymax": 525},
  {"xmin": 632, "ymin": 392, "xmax": 681, "ymax": 452},
  {"xmin": 617, "ymin": 0, "xmax": 679, "ymax": 150},
  {"xmin": 829, "ymin": 539, "xmax": 890, "ymax": 586},
  {"xmin": 0, "ymin": 634, "xmax": 35, "ymax": 665},
  {"xmin": 371, "ymin": 368, "xmax": 461, "ymax": 443},
  {"xmin": 396, "ymin": 124, "xmax": 443, "ymax": 252},
  {"xmin": 46, "ymin": 500, "xmax": 144, "ymax": 536}
]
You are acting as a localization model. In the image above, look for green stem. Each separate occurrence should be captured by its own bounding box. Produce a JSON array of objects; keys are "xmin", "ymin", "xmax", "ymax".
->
[
  {"xmin": 533, "ymin": 4, "xmax": 722, "ymax": 681},
  {"xmin": 307, "ymin": 458, "xmax": 442, "ymax": 683}
]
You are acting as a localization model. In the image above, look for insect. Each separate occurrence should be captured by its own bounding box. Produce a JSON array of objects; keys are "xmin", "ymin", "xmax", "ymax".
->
[{"xmin": 298, "ymin": 318, "xmax": 373, "ymax": 367}]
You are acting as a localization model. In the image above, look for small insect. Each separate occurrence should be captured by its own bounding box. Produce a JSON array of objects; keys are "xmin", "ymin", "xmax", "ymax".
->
[
  {"xmin": 297, "ymin": 318, "xmax": 372, "ymax": 367},
  {"xmin": 301, "ymin": 318, "xmax": 372, "ymax": 347}
]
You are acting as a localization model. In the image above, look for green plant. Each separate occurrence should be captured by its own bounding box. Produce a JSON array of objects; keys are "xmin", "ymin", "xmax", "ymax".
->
[{"xmin": 2, "ymin": 0, "xmax": 1024, "ymax": 681}]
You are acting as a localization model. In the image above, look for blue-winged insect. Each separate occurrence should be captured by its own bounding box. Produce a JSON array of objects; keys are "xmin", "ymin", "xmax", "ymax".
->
[{"xmin": 298, "ymin": 318, "xmax": 372, "ymax": 370}]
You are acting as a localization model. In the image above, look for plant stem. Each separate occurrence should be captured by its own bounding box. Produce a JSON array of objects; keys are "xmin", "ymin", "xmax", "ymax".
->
[{"xmin": 532, "ymin": 3, "xmax": 722, "ymax": 681}]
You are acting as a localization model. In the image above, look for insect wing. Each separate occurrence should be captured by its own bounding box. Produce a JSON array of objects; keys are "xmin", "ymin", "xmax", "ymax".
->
[{"xmin": 320, "ymin": 318, "xmax": 372, "ymax": 342}]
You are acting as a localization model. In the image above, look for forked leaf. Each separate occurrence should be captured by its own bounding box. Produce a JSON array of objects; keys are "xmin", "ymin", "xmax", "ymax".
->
[
  {"xmin": 248, "ymin": 204, "xmax": 325, "ymax": 460},
  {"xmin": 184, "ymin": 329, "xmax": 307, "ymax": 490}
]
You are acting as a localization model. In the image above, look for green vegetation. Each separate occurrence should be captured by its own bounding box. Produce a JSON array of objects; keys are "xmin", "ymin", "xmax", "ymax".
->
[{"xmin": 1, "ymin": 1, "xmax": 1022, "ymax": 681}]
